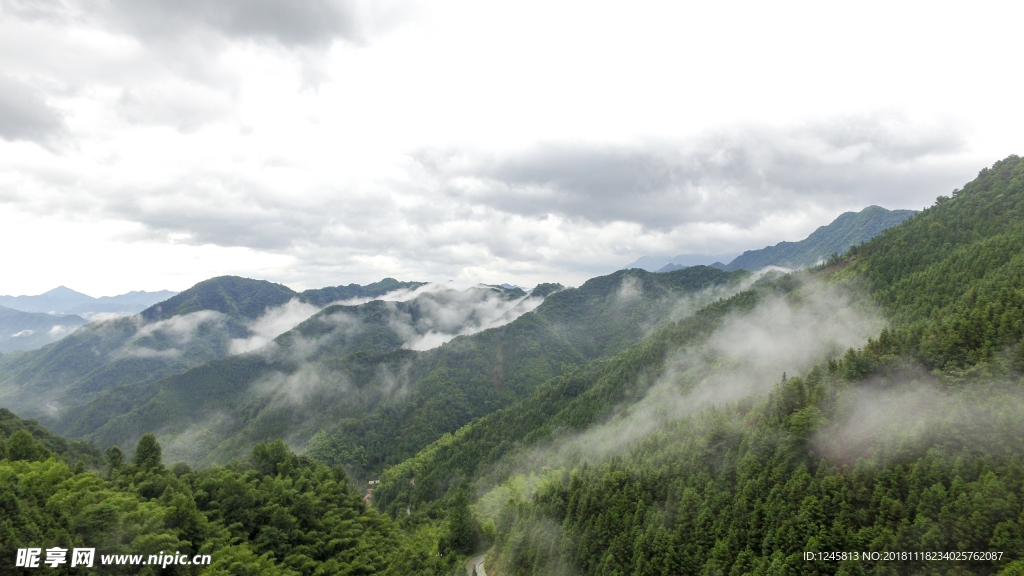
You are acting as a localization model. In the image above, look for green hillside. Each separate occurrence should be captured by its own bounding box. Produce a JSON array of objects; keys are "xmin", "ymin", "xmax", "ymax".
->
[
  {"xmin": 0, "ymin": 407, "xmax": 102, "ymax": 468},
  {"xmin": 0, "ymin": 305, "xmax": 86, "ymax": 353},
  {"xmin": 60, "ymin": 267, "xmax": 746, "ymax": 478},
  {"xmin": 0, "ymin": 276, "xmax": 420, "ymax": 428},
  {"xmin": 720, "ymin": 205, "xmax": 916, "ymax": 271},
  {"xmin": 138, "ymin": 276, "xmax": 298, "ymax": 325},
  {"xmin": 371, "ymin": 156, "xmax": 1024, "ymax": 575}
]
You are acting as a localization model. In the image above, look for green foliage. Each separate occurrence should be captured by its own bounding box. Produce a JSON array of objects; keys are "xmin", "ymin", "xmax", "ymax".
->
[
  {"xmin": 0, "ymin": 432, "xmax": 422, "ymax": 575},
  {"xmin": 832, "ymin": 155, "xmax": 1024, "ymax": 371},
  {"xmin": 0, "ymin": 407, "xmax": 101, "ymax": 468},
  {"xmin": 133, "ymin": 433, "xmax": 163, "ymax": 471},
  {"xmin": 56, "ymin": 266, "xmax": 747, "ymax": 480},
  {"xmin": 373, "ymin": 289, "xmax": 763, "ymax": 518},
  {"xmin": 485, "ymin": 369, "xmax": 1024, "ymax": 576},
  {"xmin": 8, "ymin": 155, "xmax": 1024, "ymax": 574},
  {"xmin": 380, "ymin": 155, "xmax": 1024, "ymax": 574}
]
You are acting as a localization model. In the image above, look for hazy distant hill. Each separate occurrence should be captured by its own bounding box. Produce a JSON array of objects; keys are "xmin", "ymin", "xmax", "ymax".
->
[
  {"xmin": 0, "ymin": 306, "xmax": 87, "ymax": 353},
  {"xmin": 0, "ymin": 276, "xmax": 424, "ymax": 424},
  {"xmin": 625, "ymin": 252, "xmax": 739, "ymax": 272},
  {"xmin": 0, "ymin": 286, "xmax": 179, "ymax": 317}
]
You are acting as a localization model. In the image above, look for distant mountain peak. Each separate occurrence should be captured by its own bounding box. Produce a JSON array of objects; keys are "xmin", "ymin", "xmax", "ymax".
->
[{"xmin": 42, "ymin": 286, "xmax": 94, "ymax": 299}]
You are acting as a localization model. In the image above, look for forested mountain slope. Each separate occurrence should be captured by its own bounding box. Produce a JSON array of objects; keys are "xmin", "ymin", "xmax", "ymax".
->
[
  {"xmin": 375, "ymin": 156, "xmax": 1024, "ymax": 575},
  {"xmin": 0, "ymin": 305, "xmax": 86, "ymax": 353},
  {"xmin": 0, "ymin": 407, "xmax": 102, "ymax": 468},
  {"xmin": 60, "ymin": 267, "xmax": 747, "ymax": 478},
  {"xmin": 0, "ymin": 276, "xmax": 421, "ymax": 427}
]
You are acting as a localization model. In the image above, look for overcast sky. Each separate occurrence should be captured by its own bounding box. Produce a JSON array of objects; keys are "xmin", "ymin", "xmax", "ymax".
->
[{"xmin": 0, "ymin": 0, "xmax": 1020, "ymax": 296}]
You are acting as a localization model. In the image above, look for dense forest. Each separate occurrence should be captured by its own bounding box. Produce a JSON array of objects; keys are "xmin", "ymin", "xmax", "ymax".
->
[
  {"xmin": 2, "ymin": 424, "xmax": 467, "ymax": 575},
  {"xmin": 3, "ymin": 156, "xmax": 1024, "ymax": 574}
]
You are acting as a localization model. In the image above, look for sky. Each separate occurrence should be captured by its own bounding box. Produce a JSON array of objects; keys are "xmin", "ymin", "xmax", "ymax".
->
[{"xmin": 0, "ymin": 0, "xmax": 1021, "ymax": 296}]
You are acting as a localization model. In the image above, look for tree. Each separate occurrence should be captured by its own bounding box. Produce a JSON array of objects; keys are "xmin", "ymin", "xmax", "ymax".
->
[
  {"xmin": 106, "ymin": 445, "xmax": 124, "ymax": 469},
  {"xmin": 7, "ymin": 430, "xmax": 45, "ymax": 461},
  {"xmin": 133, "ymin": 433, "xmax": 163, "ymax": 471}
]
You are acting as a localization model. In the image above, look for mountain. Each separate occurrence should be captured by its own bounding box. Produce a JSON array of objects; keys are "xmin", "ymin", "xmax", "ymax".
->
[
  {"xmin": 719, "ymin": 204, "xmax": 916, "ymax": 271},
  {"xmin": 369, "ymin": 156, "xmax": 1024, "ymax": 575},
  {"xmin": 45, "ymin": 267, "xmax": 748, "ymax": 476},
  {"xmin": 0, "ymin": 276, "xmax": 424, "ymax": 426},
  {"xmin": 0, "ymin": 305, "xmax": 87, "ymax": 352},
  {"xmin": 300, "ymin": 277, "xmax": 427, "ymax": 306},
  {"xmin": 655, "ymin": 262, "xmax": 690, "ymax": 273},
  {"xmin": 4, "ymin": 156, "xmax": 1024, "ymax": 575},
  {"xmin": 0, "ymin": 286, "xmax": 179, "ymax": 317},
  {"xmin": 629, "ymin": 205, "xmax": 916, "ymax": 275},
  {"xmin": 625, "ymin": 252, "xmax": 739, "ymax": 272}
]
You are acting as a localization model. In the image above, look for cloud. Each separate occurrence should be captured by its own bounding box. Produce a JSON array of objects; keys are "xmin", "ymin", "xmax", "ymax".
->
[
  {"xmin": 100, "ymin": 0, "xmax": 365, "ymax": 47},
  {"xmin": 118, "ymin": 84, "xmax": 234, "ymax": 133},
  {"xmin": 47, "ymin": 324, "xmax": 76, "ymax": 337},
  {"xmin": 813, "ymin": 381, "xmax": 1024, "ymax": 465},
  {"xmin": 418, "ymin": 116, "xmax": 969, "ymax": 231},
  {"xmin": 120, "ymin": 309, "xmax": 226, "ymax": 358},
  {"xmin": 386, "ymin": 285, "xmax": 544, "ymax": 351},
  {"xmin": 12, "ymin": 114, "xmax": 967, "ymax": 294},
  {"xmin": 229, "ymin": 298, "xmax": 321, "ymax": 355},
  {"xmin": 0, "ymin": 0, "xmax": 1004, "ymax": 295},
  {"xmin": 1, "ymin": 0, "xmax": 373, "ymax": 47},
  {"xmin": 0, "ymin": 75, "xmax": 66, "ymax": 146},
  {"xmin": 254, "ymin": 362, "xmax": 350, "ymax": 405},
  {"xmin": 506, "ymin": 279, "xmax": 883, "ymax": 470}
]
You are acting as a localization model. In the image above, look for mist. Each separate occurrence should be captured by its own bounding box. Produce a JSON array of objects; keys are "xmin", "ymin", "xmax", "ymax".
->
[
  {"xmin": 390, "ymin": 285, "xmax": 544, "ymax": 351},
  {"xmin": 815, "ymin": 379, "xmax": 1024, "ymax": 466},
  {"xmin": 504, "ymin": 279, "xmax": 883, "ymax": 476},
  {"xmin": 120, "ymin": 310, "xmax": 227, "ymax": 359},
  {"xmin": 229, "ymin": 299, "xmax": 321, "ymax": 355}
]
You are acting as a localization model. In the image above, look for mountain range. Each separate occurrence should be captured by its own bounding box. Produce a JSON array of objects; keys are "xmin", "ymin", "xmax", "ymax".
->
[
  {"xmin": 3, "ymin": 156, "xmax": 1024, "ymax": 575},
  {"xmin": 0, "ymin": 285, "xmax": 179, "ymax": 317}
]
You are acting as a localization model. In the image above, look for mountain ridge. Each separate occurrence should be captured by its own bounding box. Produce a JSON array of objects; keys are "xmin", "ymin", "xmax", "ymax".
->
[
  {"xmin": 0, "ymin": 305, "xmax": 87, "ymax": 353},
  {"xmin": 0, "ymin": 286, "xmax": 179, "ymax": 317},
  {"xmin": 630, "ymin": 205, "xmax": 916, "ymax": 274}
]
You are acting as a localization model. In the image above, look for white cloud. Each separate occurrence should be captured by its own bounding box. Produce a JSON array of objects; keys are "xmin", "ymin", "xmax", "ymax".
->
[
  {"xmin": 511, "ymin": 280, "xmax": 884, "ymax": 467},
  {"xmin": 229, "ymin": 298, "xmax": 321, "ymax": 355},
  {"xmin": 0, "ymin": 0, "xmax": 1021, "ymax": 295}
]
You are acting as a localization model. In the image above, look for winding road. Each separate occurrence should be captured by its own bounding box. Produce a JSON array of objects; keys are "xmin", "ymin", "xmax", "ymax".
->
[{"xmin": 465, "ymin": 552, "xmax": 487, "ymax": 576}]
